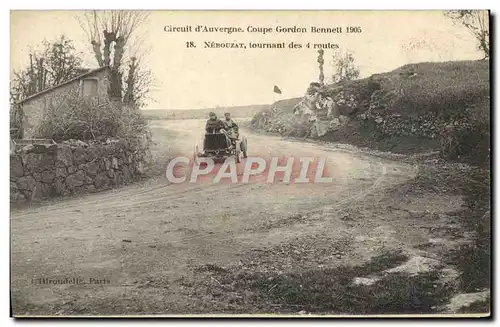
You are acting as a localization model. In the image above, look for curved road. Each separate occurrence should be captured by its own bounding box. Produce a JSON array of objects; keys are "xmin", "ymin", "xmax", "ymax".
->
[{"xmin": 12, "ymin": 119, "xmax": 459, "ymax": 316}]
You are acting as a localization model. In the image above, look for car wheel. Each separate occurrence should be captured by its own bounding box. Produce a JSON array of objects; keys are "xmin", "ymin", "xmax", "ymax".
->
[
  {"xmin": 241, "ymin": 138, "xmax": 248, "ymax": 158},
  {"xmin": 194, "ymin": 144, "xmax": 200, "ymax": 165},
  {"xmin": 236, "ymin": 149, "xmax": 241, "ymax": 163}
]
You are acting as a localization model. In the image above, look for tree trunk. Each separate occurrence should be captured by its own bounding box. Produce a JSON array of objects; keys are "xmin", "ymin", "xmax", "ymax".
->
[
  {"xmin": 113, "ymin": 36, "xmax": 125, "ymax": 70},
  {"xmin": 91, "ymin": 40, "xmax": 104, "ymax": 67},
  {"xmin": 103, "ymin": 30, "xmax": 115, "ymax": 67},
  {"xmin": 28, "ymin": 54, "xmax": 36, "ymax": 95},
  {"xmin": 109, "ymin": 69, "xmax": 123, "ymax": 100},
  {"xmin": 124, "ymin": 57, "xmax": 137, "ymax": 106},
  {"xmin": 479, "ymin": 33, "xmax": 490, "ymax": 59}
]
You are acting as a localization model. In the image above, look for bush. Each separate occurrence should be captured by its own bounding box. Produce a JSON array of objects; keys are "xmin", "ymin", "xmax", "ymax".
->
[
  {"xmin": 10, "ymin": 104, "xmax": 24, "ymax": 139},
  {"xmin": 440, "ymin": 101, "xmax": 490, "ymax": 165},
  {"xmin": 36, "ymin": 89, "xmax": 147, "ymax": 142},
  {"xmin": 384, "ymin": 60, "xmax": 489, "ymax": 117}
]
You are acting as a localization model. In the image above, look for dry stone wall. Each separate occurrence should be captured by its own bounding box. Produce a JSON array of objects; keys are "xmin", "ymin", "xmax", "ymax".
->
[{"xmin": 10, "ymin": 131, "xmax": 152, "ymax": 203}]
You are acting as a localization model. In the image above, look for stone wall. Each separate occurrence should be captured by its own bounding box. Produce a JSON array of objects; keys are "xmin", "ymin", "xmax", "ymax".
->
[
  {"xmin": 252, "ymin": 77, "xmax": 448, "ymax": 141},
  {"xmin": 10, "ymin": 131, "xmax": 152, "ymax": 203}
]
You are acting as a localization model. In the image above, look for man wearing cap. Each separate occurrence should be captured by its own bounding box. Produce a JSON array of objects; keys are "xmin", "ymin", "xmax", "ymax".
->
[
  {"xmin": 205, "ymin": 112, "xmax": 225, "ymax": 133},
  {"xmin": 223, "ymin": 112, "xmax": 239, "ymax": 144}
]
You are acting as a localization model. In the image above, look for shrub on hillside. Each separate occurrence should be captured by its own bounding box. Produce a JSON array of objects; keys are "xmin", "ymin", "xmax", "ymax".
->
[
  {"xmin": 251, "ymin": 60, "xmax": 490, "ymax": 164},
  {"xmin": 441, "ymin": 101, "xmax": 490, "ymax": 165},
  {"xmin": 36, "ymin": 89, "xmax": 147, "ymax": 142},
  {"xmin": 327, "ymin": 77, "xmax": 382, "ymax": 113},
  {"xmin": 383, "ymin": 61, "xmax": 489, "ymax": 117}
]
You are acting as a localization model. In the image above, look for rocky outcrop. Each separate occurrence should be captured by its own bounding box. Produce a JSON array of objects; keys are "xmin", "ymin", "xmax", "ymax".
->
[
  {"xmin": 251, "ymin": 60, "xmax": 489, "ymax": 164},
  {"xmin": 251, "ymin": 78, "xmax": 380, "ymax": 138},
  {"xmin": 10, "ymin": 131, "xmax": 152, "ymax": 203}
]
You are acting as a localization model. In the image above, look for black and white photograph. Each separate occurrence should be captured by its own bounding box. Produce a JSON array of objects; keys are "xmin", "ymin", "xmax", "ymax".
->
[{"xmin": 9, "ymin": 9, "xmax": 491, "ymax": 318}]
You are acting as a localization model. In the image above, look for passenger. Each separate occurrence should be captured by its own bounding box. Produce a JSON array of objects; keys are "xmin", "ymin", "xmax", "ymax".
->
[
  {"xmin": 223, "ymin": 112, "xmax": 239, "ymax": 141},
  {"xmin": 205, "ymin": 112, "xmax": 225, "ymax": 133}
]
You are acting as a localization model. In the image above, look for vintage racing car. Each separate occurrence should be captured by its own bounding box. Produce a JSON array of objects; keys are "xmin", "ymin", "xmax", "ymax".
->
[{"xmin": 194, "ymin": 130, "xmax": 247, "ymax": 164}]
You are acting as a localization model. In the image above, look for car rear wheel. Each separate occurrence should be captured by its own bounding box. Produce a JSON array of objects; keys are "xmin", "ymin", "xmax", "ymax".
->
[
  {"xmin": 194, "ymin": 144, "xmax": 200, "ymax": 165},
  {"xmin": 235, "ymin": 149, "xmax": 241, "ymax": 163},
  {"xmin": 241, "ymin": 137, "xmax": 248, "ymax": 158}
]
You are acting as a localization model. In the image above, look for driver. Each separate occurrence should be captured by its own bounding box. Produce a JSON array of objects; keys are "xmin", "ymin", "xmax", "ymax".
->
[
  {"xmin": 205, "ymin": 112, "xmax": 225, "ymax": 133},
  {"xmin": 223, "ymin": 112, "xmax": 239, "ymax": 141}
]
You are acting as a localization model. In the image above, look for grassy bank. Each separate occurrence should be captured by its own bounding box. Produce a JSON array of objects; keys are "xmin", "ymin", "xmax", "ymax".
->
[{"xmin": 251, "ymin": 60, "xmax": 490, "ymax": 165}]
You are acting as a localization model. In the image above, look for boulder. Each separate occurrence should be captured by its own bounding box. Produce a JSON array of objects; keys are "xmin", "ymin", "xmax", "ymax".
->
[
  {"xmin": 313, "ymin": 120, "xmax": 331, "ymax": 137},
  {"xmin": 54, "ymin": 177, "xmax": 66, "ymax": 195},
  {"xmin": 84, "ymin": 175, "xmax": 93, "ymax": 185},
  {"xmin": 36, "ymin": 153, "xmax": 56, "ymax": 172},
  {"xmin": 144, "ymin": 151, "xmax": 153, "ymax": 165},
  {"xmin": 56, "ymin": 145, "xmax": 73, "ymax": 167},
  {"xmin": 82, "ymin": 184, "xmax": 96, "ymax": 193},
  {"xmin": 41, "ymin": 183, "xmax": 56, "ymax": 198},
  {"xmin": 81, "ymin": 161, "xmax": 99, "ymax": 177},
  {"xmin": 136, "ymin": 162, "xmax": 145, "ymax": 174},
  {"xmin": 66, "ymin": 170, "xmax": 85, "ymax": 188},
  {"xmin": 329, "ymin": 118, "xmax": 341, "ymax": 130},
  {"xmin": 17, "ymin": 176, "xmax": 36, "ymax": 191},
  {"xmin": 19, "ymin": 144, "xmax": 35, "ymax": 154},
  {"xmin": 10, "ymin": 182, "xmax": 22, "ymax": 202},
  {"xmin": 73, "ymin": 146, "xmax": 87, "ymax": 164},
  {"xmin": 33, "ymin": 144, "xmax": 56, "ymax": 153},
  {"xmin": 64, "ymin": 139, "xmax": 88, "ymax": 148},
  {"xmin": 85, "ymin": 145, "xmax": 100, "ymax": 162},
  {"xmin": 75, "ymin": 170, "xmax": 86, "ymax": 182},
  {"xmin": 122, "ymin": 165, "xmax": 131, "ymax": 181},
  {"xmin": 94, "ymin": 172, "xmax": 109, "ymax": 189},
  {"xmin": 22, "ymin": 153, "xmax": 39, "ymax": 173},
  {"xmin": 115, "ymin": 171, "xmax": 124, "ymax": 185},
  {"xmin": 10, "ymin": 155, "xmax": 24, "ymax": 178},
  {"xmin": 339, "ymin": 115, "xmax": 350, "ymax": 124},
  {"xmin": 41, "ymin": 170, "xmax": 55, "ymax": 183},
  {"xmin": 33, "ymin": 172, "xmax": 42, "ymax": 182},
  {"xmin": 56, "ymin": 167, "xmax": 68, "ymax": 178},
  {"xmin": 31, "ymin": 181, "xmax": 46, "ymax": 200},
  {"xmin": 103, "ymin": 158, "xmax": 111, "ymax": 171},
  {"xmin": 68, "ymin": 165, "xmax": 77, "ymax": 174}
]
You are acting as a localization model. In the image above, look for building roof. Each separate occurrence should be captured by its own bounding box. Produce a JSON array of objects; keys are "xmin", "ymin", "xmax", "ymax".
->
[{"xmin": 17, "ymin": 66, "xmax": 110, "ymax": 105}]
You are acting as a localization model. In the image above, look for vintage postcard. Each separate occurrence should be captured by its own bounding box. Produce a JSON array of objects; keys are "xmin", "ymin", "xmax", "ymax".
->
[{"xmin": 9, "ymin": 10, "xmax": 491, "ymax": 317}]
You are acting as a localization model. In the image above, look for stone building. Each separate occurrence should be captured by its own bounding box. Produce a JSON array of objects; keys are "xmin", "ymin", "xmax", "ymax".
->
[{"xmin": 16, "ymin": 66, "xmax": 111, "ymax": 139}]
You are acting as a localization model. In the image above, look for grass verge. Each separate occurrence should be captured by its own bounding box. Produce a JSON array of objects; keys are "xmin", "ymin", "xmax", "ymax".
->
[{"xmin": 192, "ymin": 251, "xmax": 455, "ymax": 314}]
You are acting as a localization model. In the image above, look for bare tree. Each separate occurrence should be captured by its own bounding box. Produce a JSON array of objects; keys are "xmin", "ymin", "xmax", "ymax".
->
[
  {"xmin": 445, "ymin": 10, "xmax": 490, "ymax": 59},
  {"xmin": 77, "ymin": 10, "xmax": 151, "ymax": 103},
  {"xmin": 331, "ymin": 49, "xmax": 360, "ymax": 83},
  {"xmin": 123, "ymin": 56, "xmax": 153, "ymax": 108}
]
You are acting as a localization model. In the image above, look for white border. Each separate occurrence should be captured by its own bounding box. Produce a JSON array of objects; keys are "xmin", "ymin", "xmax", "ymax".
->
[{"xmin": 2, "ymin": 1, "xmax": 497, "ymax": 327}]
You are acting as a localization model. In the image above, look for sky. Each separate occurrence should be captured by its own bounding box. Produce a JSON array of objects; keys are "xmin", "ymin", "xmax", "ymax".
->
[{"xmin": 10, "ymin": 10, "xmax": 485, "ymax": 110}]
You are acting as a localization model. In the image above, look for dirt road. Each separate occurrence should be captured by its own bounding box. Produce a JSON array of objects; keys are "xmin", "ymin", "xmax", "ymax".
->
[{"xmin": 11, "ymin": 119, "xmax": 474, "ymax": 316}]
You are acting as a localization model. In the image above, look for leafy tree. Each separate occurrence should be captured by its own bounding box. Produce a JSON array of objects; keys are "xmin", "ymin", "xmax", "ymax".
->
[
  {"xmin": 10, "ymin": 35, "xmax": 84, "ymax": 103},
  {"xmin": 331, "ymin": 49, "xmax": 360, "ymax": 83},
  {"xmin": 123, "ymin": 56, "xmax": 153, "ymax": 108},
  {"xmin": 445, "ymin": 10, "xmax": 490, "ymax": 59}
]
